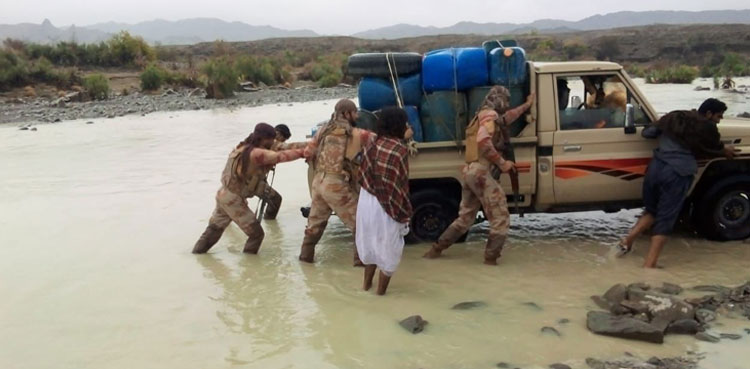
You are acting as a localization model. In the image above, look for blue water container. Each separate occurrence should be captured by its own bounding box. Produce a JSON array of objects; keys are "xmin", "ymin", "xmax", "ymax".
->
[
  {"xmin": 403, "ymin": 106, "xmax": 423, "ymax": 142},
  {"xmin": 420, "ymin": 91, "xmax": 468, "ymax": 142},
  {"xmin": 355, "ymin": 109, "xmax": 378, "ymax": 132},
  {"xmin": 422, "ymin": 48, "xmax": 489, "ymax": 92},
  {"xmin": 489, "ymin": 47, "xmax": 527, "ymax": 86},
  {"xmin": 358, "ymin": 74, "xmax": 422, "ymax": 112}
]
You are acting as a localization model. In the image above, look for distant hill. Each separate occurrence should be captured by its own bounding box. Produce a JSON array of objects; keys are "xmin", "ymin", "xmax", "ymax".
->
[
  {"xmin": 84, "ymin": 18, "xmax": 318, "ymax": 44},
  {"xmin": 0, "ymin": 18, "xmax": 318, "ymax": 45},
  {"xmin": 0, "ymin": 19, "xmax": 109, "ymax": 44},
  {"xmin": 353, "ymin": 9, "xmax": 750, "ymax": 39}
]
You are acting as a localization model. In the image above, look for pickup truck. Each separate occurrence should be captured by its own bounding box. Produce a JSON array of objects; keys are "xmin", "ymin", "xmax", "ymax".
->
[{"xmin": 309, "ymin": 60, "xmax": 750, "ymax": 242}]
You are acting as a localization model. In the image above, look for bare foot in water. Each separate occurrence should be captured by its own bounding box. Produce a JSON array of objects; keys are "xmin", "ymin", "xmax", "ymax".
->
[{"xmin": 363, "ymin": 265, "xmax": 376, "ymax": 291}]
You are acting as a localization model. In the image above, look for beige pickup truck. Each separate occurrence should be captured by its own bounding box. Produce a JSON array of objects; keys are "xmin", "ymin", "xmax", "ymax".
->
[{"xmin": 309, "ymin": 61, "xmax": 750, "ymax": 242}]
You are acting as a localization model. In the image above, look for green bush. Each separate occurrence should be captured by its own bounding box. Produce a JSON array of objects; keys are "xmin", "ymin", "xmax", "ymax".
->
[
  {"xmin": 234, "ymin": 56, "xmax": 280, "ymax": 85},
  {"xmin": 317, "ymin": 74, "xmax": 340, "ymax": 88},
  {"xmin": 83, "ymin": 74, "xmax": 110, "ymax": 100},
  {"xmin": 107, "ymin": 31, "xmax": 155, "ymax": 67},
  {"xmin": 201, "ymin": 58, "xmax": 238, "ymax": 99},
  {"xmin": 140, "ymin": 64, "xmax": 165, "ymax": 91},
  {"xmin": 645, "ymin": 65, "xmax": 697, "ymax": 84}
]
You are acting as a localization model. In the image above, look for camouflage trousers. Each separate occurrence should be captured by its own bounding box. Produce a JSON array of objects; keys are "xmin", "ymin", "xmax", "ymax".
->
[
  {"xmin": 438, "ymin": 162, "xmax": 510, "ymax": 260},
  {"xmin": 300, "ymin": 172, "xmax": 360, "ymax": 263},
  {"xmin": 209, "ymin": 187, "xmax": 264, "ymax": 240},
  {"xmin": 257, "ymin": 182, "xmax": 282, "ymax": 220}
]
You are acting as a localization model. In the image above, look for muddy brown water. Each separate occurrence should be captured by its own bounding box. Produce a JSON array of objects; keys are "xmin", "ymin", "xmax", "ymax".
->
[{"xmin": 1, "ymin": 79, "xmax": 750, "ymax": 369}]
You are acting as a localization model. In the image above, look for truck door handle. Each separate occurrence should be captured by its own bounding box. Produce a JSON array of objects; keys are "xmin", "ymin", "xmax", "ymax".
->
[{"xmin": 563, "ymin": 145, "xmax": 582, "ymax": 152}]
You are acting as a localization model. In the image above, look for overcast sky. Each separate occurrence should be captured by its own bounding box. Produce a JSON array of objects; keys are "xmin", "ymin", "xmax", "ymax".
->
[{"xmin": 2, "ymin": 0, "xmax": 748, "ymax": 34}]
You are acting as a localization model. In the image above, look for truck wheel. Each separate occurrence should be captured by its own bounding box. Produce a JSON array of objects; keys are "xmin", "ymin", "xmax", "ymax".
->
[
  {"xmin": 406, "ymin": 189, "xmax": 465, "ymax": 244},
  {"xmin": 695, "ymin": 176, "xmax": 750, "ymax": 241}
]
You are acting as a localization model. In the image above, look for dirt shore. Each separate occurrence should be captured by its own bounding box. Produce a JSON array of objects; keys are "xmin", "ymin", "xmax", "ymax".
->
[{"xmin": 0, "ymin": 86, "xmax": 356, "ymax": 125}]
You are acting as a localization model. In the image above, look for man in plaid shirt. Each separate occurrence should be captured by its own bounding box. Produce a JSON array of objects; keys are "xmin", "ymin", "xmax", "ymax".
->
[{"xmin": 356, "ymin": 107, "xmax": 413, "ymax": 295}]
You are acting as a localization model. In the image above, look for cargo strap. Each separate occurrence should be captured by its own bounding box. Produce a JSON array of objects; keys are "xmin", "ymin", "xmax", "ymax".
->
[{"xmin": 387, "ymin": 52, "xmax": 418, "ymax": 156}]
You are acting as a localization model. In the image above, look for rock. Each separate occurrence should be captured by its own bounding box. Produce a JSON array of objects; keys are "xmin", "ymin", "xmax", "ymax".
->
[
  {"xmin": 19, "ymin": 126, "xmax": 29, "ymax": 131},
  {"xmin": 522, "ymin": 302, "xmax": 543, "ymax": 311},
  {"xmin": 162, "ymin": 89, "xmax": 177, "ymax": 96},
  {"xmin": 720, "ymin": 333, "xmax": 742, "ymax": 340},
  {"xmin": 628, "ymin": 282, "xmax": 651, "ymax": 292},
  {"xmin": 399, "ymin": 315, "xmax": 428, "ymax": 334},
  {"xmin": 647, "ymin": 357, "xmax": 663, "ymax": 366},
  {"xmin": 651, "ymin": 318, "xmax": 671, "ymax": 332},
  {"xmin": 586, "ymin": 311, "xmax": 664, "ymax": 344},
  {"xmin": 558, "ymin": 318, "xmax": 570, "ymax": 324},
  {"xmin": 621, "ymin": 300, "xmax": 651, "ymax": 315},
  {"xmin": 627, "ymin": 289, "xmax": 695, "ymax": 323},
  {"xmin": 695, "ymin": 332, "xmax": 720, "ymax": 343},
  {"xmin": 659, "ymin": 283, "xmax": 684, "ymax": 295},
  {"xmin": 30, "ymin": 127, "xmax": 37, "ymax": 131},
  {"xmin": 739, "ymin": 112, "xmax": 750, "ymax": 118},
  {"xmin": 585, "ymin": 358, "xmax": 606, "ymax": 369},
  {"xmin": 451, "ymin": 301, "xmax": 487, "ymax": 310},
  {"xmin": 692, "ymin": 285, "xmax": 731, "ymax": 295},
  {"xmin": 686, "ymin": 295, "xmax": 715, "ymax": 308},
  {"xmin": 666, "ymin": 319, "xmax": 701, "ymax": 335},
  {"xmin": 541, "ymin": 326, "xmax": 562, "ymax": 337},
  {"xmin": 549, "ymin": 364, "xmax": 571, "ymax": 369},
  {"xmin": 634, "ymin": 313, "xmax": 651, "ymax": 323},
  {"xmin": 695, "ymin": 309, "xmax": 716, "ymax": 324},
  {"xmin": 604, "ymin": 284, "xmax": 629, "ymax": 305},
  {"xmin": 694, "ymin": 86, "xmax": 711, "ymax": 91},
  {"xmin": 591, "ymin": 295, "xmax": 611, "ymax": 310},
  {"xmin": 86, "ymin": 121, "xmax": 94, "ymax": 124}
]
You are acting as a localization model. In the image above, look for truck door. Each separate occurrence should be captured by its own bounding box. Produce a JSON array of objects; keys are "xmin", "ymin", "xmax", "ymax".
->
[{"xmin": 552, "ymin": 73, "xmax": 657, "ymax": 205}]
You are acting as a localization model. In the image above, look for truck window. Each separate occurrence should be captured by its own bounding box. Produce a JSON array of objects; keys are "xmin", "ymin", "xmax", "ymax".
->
[{"xmin": 557, "ymin": 75, "xmax": 651, "ymax": 130}]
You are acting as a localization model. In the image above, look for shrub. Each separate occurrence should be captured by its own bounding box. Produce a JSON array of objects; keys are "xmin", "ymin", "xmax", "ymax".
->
[
  {"xmin": 201, "ymin": 58, "xmax": 238, "ymax": 99},
  {"xmin": 645, "ymin": 65, "xmax": 698, "ymax": 84},
  {"xmin": 317, "ymin": 74, "xmax": 340, "ymax": 88},
  {"xmin": 83, "ymin": 74, "xmax": 110, "ymax": 100},
  {"xmin": 140, "ymin": 64, "xmax": 165, "ymax": 91},
  {"xmin": 107, "ymin": 31, "xmax": 155, "ymax": 67}
]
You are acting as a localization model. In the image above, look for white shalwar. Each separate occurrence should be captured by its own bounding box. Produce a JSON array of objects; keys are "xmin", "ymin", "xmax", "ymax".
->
[{"xmin": 355, "ymin": 188, "xmax": 410, "ymax": 276}]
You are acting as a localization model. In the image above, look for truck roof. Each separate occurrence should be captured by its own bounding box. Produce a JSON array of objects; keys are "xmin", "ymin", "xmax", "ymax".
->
[{"xmin": 531, "ymin": 61, "xmax": 623, "ymax": 74}]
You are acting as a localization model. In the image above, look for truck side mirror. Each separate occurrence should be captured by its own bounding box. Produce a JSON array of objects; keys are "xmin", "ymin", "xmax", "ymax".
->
[{"xmin": 624, "ymin": 103, "xmax": 636, "ymax": 134}]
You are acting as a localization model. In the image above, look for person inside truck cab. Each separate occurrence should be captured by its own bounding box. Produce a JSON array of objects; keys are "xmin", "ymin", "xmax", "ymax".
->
[{"xmin": 560, "ymin": 76, "xmax": 626, "ymax": 130}]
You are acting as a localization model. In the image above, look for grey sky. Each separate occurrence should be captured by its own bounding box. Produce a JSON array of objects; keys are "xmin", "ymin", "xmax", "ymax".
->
[{"xmin": 2, "ymin": 0, "xmax": 748, "ymax": 34}]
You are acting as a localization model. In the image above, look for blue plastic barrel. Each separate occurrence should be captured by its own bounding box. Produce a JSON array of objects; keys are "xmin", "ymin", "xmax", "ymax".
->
[
  {"xmin": 422, "ymin": 48, "xmax": 488, "ymax": 92},
  {"xmin": 489, "ymin": 47, "xmax": 527, "ymax": 86},
  {"xmin": 420, "ymin": 91, "xmax": 468, "ymax": 142},
  {"xmin": 358, "ymin": 74, "xmax": 421, "ymax": 112},
  {"xmin": 355, "ymin": 109, "xmax": 378, "ymax": 132},
  {"xmin": 404, "ymin": 106, "xmax": 423, "ymax": 142}
]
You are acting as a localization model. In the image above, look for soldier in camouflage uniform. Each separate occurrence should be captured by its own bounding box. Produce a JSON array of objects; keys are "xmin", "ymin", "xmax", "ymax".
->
[
  {"xmin": 424, "ymin": 87, "xmax": 534, "ymax": 265},
  {"xmin": 299, "ymin": 99, "xmax": 376, "ymax": 265},
  {"xmin": 259, "ymin": 124, "xmax": 308, "ymax": 220},
  {"xmin": 192, "ymin": 123, "xmax": 305, "ymax": 255}
]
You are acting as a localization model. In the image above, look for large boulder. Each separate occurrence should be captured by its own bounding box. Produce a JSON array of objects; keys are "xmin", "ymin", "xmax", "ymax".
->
[
  {"xmin": 399, "ymin": 315, "xmax": 428, "ymax": 334},
  {"xmin": 627, "ymin": 289, "xmax": 695, "ymax": 323},
  {"xmin": 603, "ymin": 284, "xmax": 628, "ymax": 305},
  {"xmin": 586, "ymin": 311, "xmax": 664, "ymax": 344}
]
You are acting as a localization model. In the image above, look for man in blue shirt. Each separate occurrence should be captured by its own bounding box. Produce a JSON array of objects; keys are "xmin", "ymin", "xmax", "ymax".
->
[{"xmin": 618, "ymin": 104, "xmax": 737, "ymax": 268}]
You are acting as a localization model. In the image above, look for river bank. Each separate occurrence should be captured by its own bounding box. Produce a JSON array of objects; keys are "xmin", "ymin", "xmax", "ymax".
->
[{"xmin": 0, "ymin": 85, "xmax": 357, "ymax": 125}]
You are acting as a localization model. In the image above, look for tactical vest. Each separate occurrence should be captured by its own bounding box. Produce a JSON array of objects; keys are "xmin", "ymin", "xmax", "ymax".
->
[
  {"xmin": 315, "ymin": 118, "xmax": 362, "ymax": 179},
  {"xmin": 465, "ymin": 109, "xmax": 506, "ymax": 164},
  {"xmin": 221, "ymin": 145, "xmax": 267, "ymax": 198}
]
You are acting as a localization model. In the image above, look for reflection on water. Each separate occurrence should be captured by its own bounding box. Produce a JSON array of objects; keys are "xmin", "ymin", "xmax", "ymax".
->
[{"xmin": 1, "ymin": 79, "xmax": 750, "ymax": 369}]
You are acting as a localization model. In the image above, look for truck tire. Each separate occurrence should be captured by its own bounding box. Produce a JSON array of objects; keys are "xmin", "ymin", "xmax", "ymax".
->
[
  {"xmin": 347, "ymin": 53, "xmax": 422, "ymax": 78},
  {"xmin": 406, "ymin": 189, "xmax": 466, "ymax": 244},
  {"xmin": 694, "ymin": 175, "xmax": 750, "ymax": 241}
]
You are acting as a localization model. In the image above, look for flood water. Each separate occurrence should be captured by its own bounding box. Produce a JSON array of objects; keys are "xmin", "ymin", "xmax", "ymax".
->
[{"xmin": 2, "ymin": 79, "xmax": 750, "ymax": 369}]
